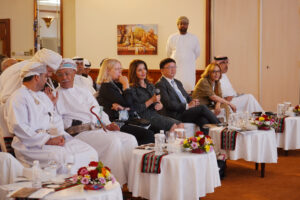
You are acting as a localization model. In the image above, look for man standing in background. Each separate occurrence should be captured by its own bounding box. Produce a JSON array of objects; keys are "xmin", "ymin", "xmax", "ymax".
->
[{"xmin": 166, "ymin": 16, "xmax": 200, "ymax": 93}]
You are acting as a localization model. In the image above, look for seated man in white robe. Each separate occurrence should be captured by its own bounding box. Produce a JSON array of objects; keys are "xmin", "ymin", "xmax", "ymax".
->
[
  {"xmin": 55, "ymin": 59, "xmax": 138, "ymax": 186},
  {"xmin": 214, "ymin": 56, "xmax": 263, "ymax": 113},
  {"xmin": 82, "ymin": 59, "xmax": 94, "ymax": 88},
  {"xmin": 0, "ymin": 48, "xmax": 62, "ymax": 105},
  {"xmin": 72, "ymin": 57, "xmax": 96, "ymax": 95},
  {"xmin": 4, "ymin": 62, "xmax": 98, "ymax": 174}
]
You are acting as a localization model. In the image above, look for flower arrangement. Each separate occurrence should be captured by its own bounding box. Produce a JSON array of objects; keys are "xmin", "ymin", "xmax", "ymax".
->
[
  {"xmin": 293, "ymin": 105, "xmax": 300, "ymax": 116},
  {"xmin": 72, "ymin": 161, "xmax": 116, "ymax": 190},
  {"xmin": 252, "ymin": 114, "xmax": 277, "ymax": 130},
  {"xmin": 182, "ymin": 131, "xmax": 214, "ymax": 153}
]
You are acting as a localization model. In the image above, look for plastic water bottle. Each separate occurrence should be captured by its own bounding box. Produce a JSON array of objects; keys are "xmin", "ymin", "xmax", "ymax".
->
[{"xmin": 32, "ymin": 160, "xmax": 42, "ymax": 188}]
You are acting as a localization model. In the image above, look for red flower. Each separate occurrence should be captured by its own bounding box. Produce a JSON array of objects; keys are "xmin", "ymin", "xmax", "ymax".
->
[
  {"xmin": 105, "ymin": 166, "xmax": 111, "ymax": 172},
  {"xmin": 77, "ymin": 167, "xmax": 89, "ymax": 176},
  {"xmin": 89, "ymin": 161, "xmax": 98, "ymax": 167},
  {"xmin": 195, "ymin": 131, "xmax": 204, "ymax": 137},
  {"xmin": 199, "ymin": 138, "xmax": 205, "ymax": 145},
  {"xmin": 205, "ymin": 135, "xmax": 211, "ymax": 139},
  {"xmin": 89, "ymin": 169, "xmax": 98, "ymax": 179},
  {"xmin": 191, "ymin": 137, "xmax": 197, "ymax": 142}
]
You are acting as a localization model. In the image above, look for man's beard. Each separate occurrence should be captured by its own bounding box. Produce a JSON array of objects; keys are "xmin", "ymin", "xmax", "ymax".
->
[{"xmin": 179, "ymin": 28, "xmax": 187, "ymax": 34}]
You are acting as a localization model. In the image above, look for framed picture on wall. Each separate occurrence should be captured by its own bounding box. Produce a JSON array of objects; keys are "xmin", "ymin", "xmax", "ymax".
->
[{"xmin": 117, "ymin": 24, "xmax": 158, "ymax": 55}]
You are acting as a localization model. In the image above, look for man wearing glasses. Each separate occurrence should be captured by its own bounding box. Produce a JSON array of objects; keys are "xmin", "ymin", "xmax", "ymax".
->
[
  {"xmin": 214, "ymin": 56, "xmax": 263, "ymax": 113},
  {"xmin": 156, "ymin": 58, "xmax": 219, "ymax": 135}
]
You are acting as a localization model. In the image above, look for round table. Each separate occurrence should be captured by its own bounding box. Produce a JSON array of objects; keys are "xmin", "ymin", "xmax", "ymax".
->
[
  {"xmin": 276, "ymin": 116, "xmax": 300, "ymax": 150},
  {"xmin": 0, "ymin": 182, "xmax": 123, "ymax": 200},
  {"xmin": 209, "ymin": 127, "xmax": 278, "ymax": 177},
  {"xmin": 127, "ymin": 149, "xmax": 221, "ymax": 200}
]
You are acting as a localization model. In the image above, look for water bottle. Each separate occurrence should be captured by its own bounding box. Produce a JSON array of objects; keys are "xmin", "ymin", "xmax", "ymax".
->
[
  {"xmin": 155, "ymin": 130, "xmax": 165, "ymax": 155},
  {"xmin": 32, "ymin": 160, "xmax": 42, "ymax": 188}
]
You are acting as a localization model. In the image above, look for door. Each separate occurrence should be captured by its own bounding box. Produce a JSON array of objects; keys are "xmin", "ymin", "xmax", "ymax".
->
[
  {"xmin": 261, "ymin": 0, "xmax": 300, "ymax": 111},
  {"xmin": 212, "ymin": 0, "xmax": 260, "ymax": 99},
  {"xmin": 0, "ymin": 19, "xmax": 11, "ymax": 57}
]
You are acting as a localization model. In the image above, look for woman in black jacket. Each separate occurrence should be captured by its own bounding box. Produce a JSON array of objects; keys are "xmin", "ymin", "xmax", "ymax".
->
[
  {"xmin": 128, "ymin": 59, "xmax": 184, "ymax": 133},
  {"xmin": 97, "ymin": 58, "xmax": 154, "ymax": 145}
]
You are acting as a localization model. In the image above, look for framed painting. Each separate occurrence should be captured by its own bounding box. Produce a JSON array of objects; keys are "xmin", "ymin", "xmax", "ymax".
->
[{"xmin": 117, "ymin": 24, "xmax": 158, "ymax": 55}]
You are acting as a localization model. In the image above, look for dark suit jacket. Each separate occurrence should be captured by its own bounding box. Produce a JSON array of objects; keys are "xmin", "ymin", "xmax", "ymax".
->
[
  {"xmin": 97, "ymin": 82, "xmax": 134, "ymax": 122},
  {"xmin": 155, "ymin": 76, "xmax": 192, "ymax": 119}
]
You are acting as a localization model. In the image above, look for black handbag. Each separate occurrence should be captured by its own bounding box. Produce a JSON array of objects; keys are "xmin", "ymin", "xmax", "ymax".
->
[{"xmin": 125, "ymin": 111, "xmax": 151, "ymax": 129}]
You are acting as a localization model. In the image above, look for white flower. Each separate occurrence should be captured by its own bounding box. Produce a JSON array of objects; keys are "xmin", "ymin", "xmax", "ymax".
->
[{"xmin": 87, "ymin": 166, "xmax": 96, "ymax": 171}]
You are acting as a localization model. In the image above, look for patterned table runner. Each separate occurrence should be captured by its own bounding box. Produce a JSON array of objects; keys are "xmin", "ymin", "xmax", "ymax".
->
[
  {"xmin": 220, "ymin": 128, "xmax": 239, "ymax": 150},
  {"xmin": 141, "ymin": 151, "xmax": 168, "ymax": 174},
  {"xmin": 275, "ymin": 117, "xmax": 287, "ymax": 133}
]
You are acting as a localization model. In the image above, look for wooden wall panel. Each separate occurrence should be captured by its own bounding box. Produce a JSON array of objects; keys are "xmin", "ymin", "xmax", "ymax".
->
[{"xmin": 89, "ymin": 68, "xmax": 204, "ymax": 84}]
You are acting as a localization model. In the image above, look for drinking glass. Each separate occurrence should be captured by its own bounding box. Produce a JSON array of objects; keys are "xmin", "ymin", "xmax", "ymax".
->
[
  {"xmin": 277, "ymin": 104, "xmax": 284, "ymax": 118},
  {"xmin": 174, "ymin": 128, "xmax": 186, "ymax": 139},
  {"xmin": 166, "ymin": 131, "xmax": 175, "ymax": 144},
  {"xmin": 64, "ymin": 154, "xmax": 75, "ymax": 176}
]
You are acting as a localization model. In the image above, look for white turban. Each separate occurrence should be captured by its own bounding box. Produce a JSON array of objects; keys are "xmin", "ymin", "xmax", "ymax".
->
[
  {"xmin": 177, "ymin": 16, "xmax": 189, "ymax": 24},
  {"xmin": 20, "ymin": 62, "xmax": 47, "ymax": 79},
  {"xmin": 31, "ymin": 48, "xmax": 62, "ymax": 71},
  {"xmin": 83, "ymin": 59, "xmax": 91, "ymax": 68},
  {"xmin": 58, "ymin": 58, "xmax": 77, "ymax": 71}
]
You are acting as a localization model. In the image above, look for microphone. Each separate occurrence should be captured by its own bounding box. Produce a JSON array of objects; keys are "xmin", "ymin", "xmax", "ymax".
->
[{"xmin": 155, "ymin": 88, "xmax": 160, "ymax": 95}]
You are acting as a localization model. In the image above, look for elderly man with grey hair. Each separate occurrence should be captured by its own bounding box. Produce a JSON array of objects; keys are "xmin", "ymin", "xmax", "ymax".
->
[
  {"xmin": 4, "ymin": 61, "xmax": 98, "ymax": 174},
  {"xmin": 166, "ymin": 16, "xmax": 201, "ymax": 93},
  {"xmin": 54, "ymin": 59, "xmax": 137, "ymax": 185}
]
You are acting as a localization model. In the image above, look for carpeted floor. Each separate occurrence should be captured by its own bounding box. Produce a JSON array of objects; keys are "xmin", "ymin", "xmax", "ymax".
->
[{"xmin": 203, "ymin": 149, "xmax": 300, "ymax": 200}]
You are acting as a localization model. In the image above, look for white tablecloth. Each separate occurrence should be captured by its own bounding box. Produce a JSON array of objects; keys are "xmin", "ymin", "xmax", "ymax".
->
[
  {"xmin": 0, "ymin": 153, "xmax": 24, "ymax": 185},
  {"xmin": 128, "ymin": 149, "xmax": 221, "ymax": 200},
  {"xmin": 0, "ymin": 182, "xmax": 122, "ymax": 200},
  {"xmin": 209, "ymin": 127, "xmax": 278, "ymax": 163},
  {"xmin": 276, "ymin": 117, "xmax": 300, "ymax": 150}
]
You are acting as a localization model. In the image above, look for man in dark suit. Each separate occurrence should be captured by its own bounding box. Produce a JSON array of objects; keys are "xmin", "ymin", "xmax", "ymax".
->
[{"xmin": 155, "ymin": 58, "xmax": 219, "ymax": 134}]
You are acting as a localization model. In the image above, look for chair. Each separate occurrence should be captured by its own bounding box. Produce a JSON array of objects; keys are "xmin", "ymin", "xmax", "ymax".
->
[{"xmin": 184, "ymin": 123, "xmax": 200, "ymax": 138}]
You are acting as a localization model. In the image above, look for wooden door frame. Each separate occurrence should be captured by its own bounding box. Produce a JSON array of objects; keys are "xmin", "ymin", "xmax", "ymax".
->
[
  {"xmin": 0, "ymin": 19, "xmax": 11, "ymax": 57},
  {"xmin": 205, "ymin": 0, "xmax": 211, "ymax": 67}
]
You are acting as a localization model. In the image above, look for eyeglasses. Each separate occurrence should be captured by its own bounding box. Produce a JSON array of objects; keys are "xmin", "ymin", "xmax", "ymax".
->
[
  {"xmin": 212, "ymin": 70, "xmax": 221, "ymax": 74},
  {"xmin": 164, "ymin": 66, "xmax": 177, "ymax": 69}
]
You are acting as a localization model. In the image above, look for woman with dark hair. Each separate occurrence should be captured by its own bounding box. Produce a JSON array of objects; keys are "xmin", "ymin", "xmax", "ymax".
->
[
  {"xmin": 128, "ymin": 59, "xmax": 183, "ymax": 133},
  {"xmin": 192, "ymin": 63, "xmax": 236, "ymax": 117},
  {"xmin": 97, "ymin": 58, "xmax": 154, "ymax": 145}
]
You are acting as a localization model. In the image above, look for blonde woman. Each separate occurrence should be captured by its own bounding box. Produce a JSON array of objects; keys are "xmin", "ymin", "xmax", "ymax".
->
[
  {"xmin": 97, "ymin": 58, "xmax": 154, "ymax": 145},
  {"xmin": 192, "ymin": 63, "xmax": 236, "ymax": 116}
]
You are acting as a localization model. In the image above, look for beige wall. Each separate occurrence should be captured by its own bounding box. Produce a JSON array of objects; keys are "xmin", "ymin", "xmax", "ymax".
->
[
  {"xmin": 212, "ymin": 0, "xmax": 300, "ymax": 111},
  {"xmin": 0, "ymin": 0, "xmax": 34, "ymax": 60},
  {"xmin": 63, "ymin": 0, "xmax": 76, "ymax": 58},
  {"xmin": 75, "ymin": 0, "xmax": 206, "ymax": 69}
]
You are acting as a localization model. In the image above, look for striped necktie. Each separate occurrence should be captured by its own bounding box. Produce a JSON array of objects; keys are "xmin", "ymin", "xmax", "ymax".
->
[{"xmin": 171, "ymin": 80, "xmax": 186, "ymax": 104}]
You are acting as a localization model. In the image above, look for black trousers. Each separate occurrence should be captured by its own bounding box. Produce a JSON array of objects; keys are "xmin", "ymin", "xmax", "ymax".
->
[
  {"xmin": 180, "ymin": 105, "xmax": 220, "ymax": 134},
  {"xmin": 120, "ymin": 124, "xmax": 154, "ymax": 145}
]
